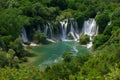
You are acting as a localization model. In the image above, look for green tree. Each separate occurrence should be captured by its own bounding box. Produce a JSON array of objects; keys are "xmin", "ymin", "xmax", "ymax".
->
[
  {"xmin": 33, "ymin": 31, "xmax": 47, "ymax": 44},
  {"xmin": 0, "ymin": 50, "xmax": 8, "ymax": 67},
  {"xmin": 7, "ymin": 0, "xmax": 19, "ymax": 8},
  {"xmin": 95, "ymin": 11, "xmax": 110, "ymax": 33},
  {"xmin": 0, "ymin": 0, "xmax": 8, "ymax": 9},
  {"xmin": 0, "ymin": 49, "xmax": 19, "ymax": 68},
  {"xmin": 62, "ymin": 52, "xmax": 72, "ymax": 62},
  {"xmin": 9, "ymin": 37, "xmax": 25, "ymax": 57},
  {"xmin": 79, "ymin": 34, "xmax": 90, "ymax": 45},
  {"xmin": 111, "ymin": 7, "xmax": 120, "ymax": 20},
  {"xmin": 50, "ymin": 0, "xmax": 68, "ymax": 10},
  {"xmin": 0, "ymin": 8, "xmax": 29, "ymax": 50},
  {"xmin": 32, "ymin": 2, "xmax": 50, "ymax": 18},
  {"xmin": 93, "ymin": 34, "xmax": 108, "ymax": 49}
]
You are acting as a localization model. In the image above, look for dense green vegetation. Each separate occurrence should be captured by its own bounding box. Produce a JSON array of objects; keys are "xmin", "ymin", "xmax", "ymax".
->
[
  {"xmin": 33, "ymin": 31, "xmax": 47, "ymax": 44},
  {"xmin": 0, "ymin": 66, "xmax": 43, "ymax": 80},
  {"xmin": 43, "ymin": 44, "xmax": 120, "ymax": 79},
  {"xmin": 1, "ymin": 45, "xmax": 120, "ymax": 79},
  {"xmin": 0, "ymin": 0, "xmax": 120, "ymax": 80},
  {"xmin": 79, "ymin": 34, "xmax": 90, "ymax": 44}
]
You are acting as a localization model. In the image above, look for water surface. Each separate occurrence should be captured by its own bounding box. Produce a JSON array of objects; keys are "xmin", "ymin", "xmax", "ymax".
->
[{"xmin": 30, "ymin": 41, "xmax": 89, "ymax": 67}]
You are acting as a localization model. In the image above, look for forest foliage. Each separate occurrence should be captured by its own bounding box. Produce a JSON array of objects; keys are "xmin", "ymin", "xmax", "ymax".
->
[{"xmin": 0, "ymin": 0, "xmax": 120, "ymax": 80}]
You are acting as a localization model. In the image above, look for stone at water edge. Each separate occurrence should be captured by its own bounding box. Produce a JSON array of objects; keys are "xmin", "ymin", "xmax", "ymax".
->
[{"xmin": 30, "ymin": 43, "xmax": 38, "ymax": 46}]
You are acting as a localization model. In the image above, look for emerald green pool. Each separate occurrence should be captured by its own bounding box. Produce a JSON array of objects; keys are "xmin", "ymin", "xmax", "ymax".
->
[{"xmin": 30, "ymin": 41, "xmax": 89, "ymax": 67}]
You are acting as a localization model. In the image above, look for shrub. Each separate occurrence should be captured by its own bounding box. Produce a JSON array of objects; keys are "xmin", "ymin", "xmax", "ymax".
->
[
  {"xmin": 33, "ymin": 31, "xmax": 47, "ymax": 44},
  {"xmin": 79, "ymin": 34, "xmax": 90, "ymax": 45},
  {"xmin": 92, "ymin": 34, "xmax": 108, "ymax": 49},
  {"xmin": 0, "ymin": 66, "xmax": 42, "ymax": 80},
  {"xmin": 0, "ymin": 49, "xmax": 19, "ymax": 68},
  {"xmin": 62, "ymin": 52, "xmax": 73, "ymax": 62},
  {"xmin": 95, "ymin": 11, "xmax": 110, "ymax": 33}
]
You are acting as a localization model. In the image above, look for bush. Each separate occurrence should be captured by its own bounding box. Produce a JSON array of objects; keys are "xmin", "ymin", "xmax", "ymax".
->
[
  {"xmin": 0, "ymin": 49, "xmax": 19, "ymax": 68},
  {"xmin": 33, "ymin": 31, "xmax": 47, "ymax": 44},
  {"xmin": 79, "ymin": 34, "xmax": 90, "ymax": 45},
  {"xmin": 9, "ymin": 37, "xmax": 25, "ymax": 57},
  {"xmin": 111, "ymin": 7, "xmax": 120, "ymax": 20},
  {"xmin": 75, "ymin": 12, "xmax": 88, "ymax": 29},
  {"xmin": 93, "ymin": 34, "xmax": 108, "ymax": 49},
  {"xmin": 0, "ymin": 66, "xmax": 42, "ymax": 80},
  {"xmin": 62, "ymin": 52, "xmax": 73, "ymax": 62},
  {"xmin": 95, "ymin": 11, "xmax": 110, "ymax": 33}
]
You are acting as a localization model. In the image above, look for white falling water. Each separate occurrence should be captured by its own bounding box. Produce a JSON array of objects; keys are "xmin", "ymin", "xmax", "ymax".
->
[
  {"xmin": 68, "ymin": 20, "xmax": 79, "ymax": 41},
  {"xmin": 107, "ymin": 21, "xmax": 111, "ymax": 26},
  {"xmin": 82, "ymin": 19, "xmax": 98, "ymax": 48},
  {"xmin": 59, "ymin": 19, "xmax": 79, "ymax": 41},
  {"xmin": 59, "ymin": 19, "xmax": 68, "ymax": 41},
  {"xmin": 44, "ymin": 23, "xmax": 54, "ymax": 39},
  {"xmin": 21, "ymin": 27, "xmax": 28, "ymax": 42},
  {"xmin": 44, "ymin": 24, "xmax": 48, "ymax": 36},
  {"xmin": 74, "ymin": 21, "xmax": 80, "ymax": 39},
  {"xmin": 49, "ymin": 23, "xmax": 54, "ymax": 39},
  {"xmin": 82, "ymin": 19, "xmax": 98, "ymax": 37}
]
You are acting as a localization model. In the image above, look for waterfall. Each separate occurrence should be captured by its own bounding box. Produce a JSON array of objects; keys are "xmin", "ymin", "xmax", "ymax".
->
[
  {"xmin": 21, "ymin": 18, "xmax": 99, "ymax": 48},
  {"xmin": 59, "ymin": 19, "xmax": 68, "ymax": 41},
  {"xmin": 107, "ymin": 21, "xmax": 111, "ymax": 26},
  {"xmin": 21, "ymin": 27, "xmax": 28, "ymax": 42},
  {"xmin": 82, "ymin": 19, "xmax": 98, "ymax": 37},
  {"xmin": 41, "ymin": 19, "xmax": 80, "ymax": 42},
  {"xmin": 68, "ymin": 20, "xmax": 79, "ymax": 41},
  {"xmin": 82, "ymin": 19, "xmax": 98, "ymax": 48},
  {"xmin": 44, "ymin": 23, "xmax": 54, "ymax": 39},
  {"xmin": 59, "ymin": 19, "xmax": 79, "ymax": 41},
  {"xmin": 74, "ymin": 21, "xmax": 80, "ymax": 39}
]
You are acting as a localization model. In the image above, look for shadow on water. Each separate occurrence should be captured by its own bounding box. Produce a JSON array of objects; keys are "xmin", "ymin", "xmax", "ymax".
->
[{"xmin": 26, "ymin": 52, "xmax": 37, "ymax": 57}]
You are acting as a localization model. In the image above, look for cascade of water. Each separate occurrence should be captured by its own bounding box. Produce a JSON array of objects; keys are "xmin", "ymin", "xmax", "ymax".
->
[
  {"xmin": 69, "ymin": 21, "xmax": 76, "ymax": 40},
  {"xmin": 82, "ymin": 19, "xmax": 98, "ymax": 37},
  {"xmin": 68, "ymin": 20, "xmax": 79, "ymax": 41},
  {"xmin": 74, "ymin": 21, "xmax": 80, "ymax": 39},
  {"xmin": 44, "ymin": 24, "xmax": 48, "ymax": 36},
  {"xmin": 82, "ymin": 19, "xmax": 98, "ymax": 48},
  {"xmin": 21, "ymin": 18, "xmax": 99, "ymax": 48},
  {"xmin": 59, "ymin": 19, "xmax": 68, "ymax": 41},
  {"xmin": 21, "ymin": 27, "xmax": 28, "ymax": 42},
  {"xmin": 48, "ymin": 23, "xmax": 54, "ymax": 39},
  {"xmin": 59, "ymin": 19, "xmax": 80, "ymax": 41},
  {"xmin": 107, "ymin": 21, "xmax": 111, "ymax": 26},
  {"xmin": 44, "ymin": 23, "xmax": 54, "ymax": 39},
  {"xmin": 95, "ymin": 25, "xmax": 99, "ymax": 36}
]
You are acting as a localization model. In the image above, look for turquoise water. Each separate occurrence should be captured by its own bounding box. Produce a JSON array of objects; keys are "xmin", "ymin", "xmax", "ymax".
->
[{"xmin": 30, "ymin": 41, "xmax": 89, "ymax": 67}]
